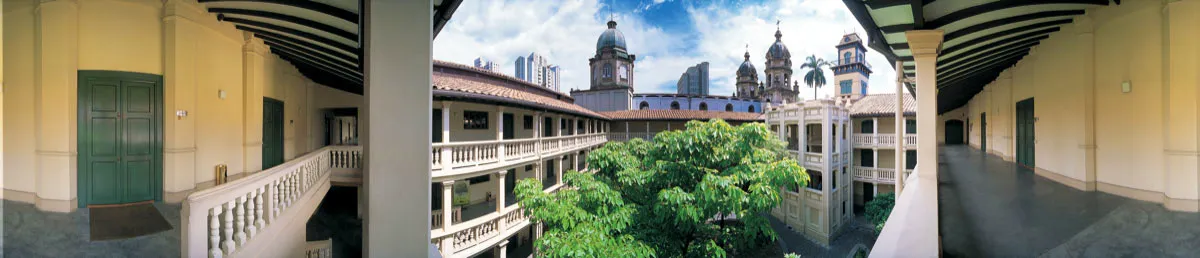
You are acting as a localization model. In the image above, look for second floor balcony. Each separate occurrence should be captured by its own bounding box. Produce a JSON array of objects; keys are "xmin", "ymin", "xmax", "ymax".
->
[{"xmin": 853, "ymin": 133, "xmax": 917, "ymax": 149}]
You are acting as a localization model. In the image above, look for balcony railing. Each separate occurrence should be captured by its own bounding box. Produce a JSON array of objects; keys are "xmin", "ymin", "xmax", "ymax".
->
[
  {"xmin": 607, "ymin": 132, "xmax": 653, "ymax": 142},
  {"xmin": 432, "ymin": 133, "xmax": 607, "ymax": 179},
  {"xmin": 852, "ymin": 133, "xmax": 917, "ymax": 149},
  {"xmin": 431, "ymin": 182, "xmax": 562, "ymax": 257},
  {"xmin": 329, "ymin": 145, "xmax": 363, "ymax": 185},
  {"xmin": 182, "ymin": 145, "xmax": 336, "ymax": 258},
  {"xmin": 870, "ymin": 165, "xmax": 939, "ymax": 257},
  {"xmin": 853, "ymin": 166, "xmax": 895, "ymax": 183}
]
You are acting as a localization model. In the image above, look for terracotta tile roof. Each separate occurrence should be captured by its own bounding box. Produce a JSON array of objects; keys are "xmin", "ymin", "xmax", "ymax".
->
[
  {"xmin": 599, "ymin": 109, "xmax": 766, "ymax": 122},
  {"xmin": 849, "ymin": 93, "xmax": 916, "ymax": 117},
  {"xmin": 432, "ymin": 61, "xmax": 605, "ymax": 119}
]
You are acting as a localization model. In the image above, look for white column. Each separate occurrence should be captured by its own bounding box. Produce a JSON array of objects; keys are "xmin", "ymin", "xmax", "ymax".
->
[
  {"xmin": 556, "ymin": 156, "xmax": 564, "ymax": 186},
  {"xmin": 498, "ymin": 240, "xmax": 510, "ymax": 258},
  {"xmin": 906, "ymin": 30, "xmax": 944, "ymax": 182},
  {"xmin": 34, "ymin": 0, "xmax": 79, "ymax": 212},
  {"xmin": 364, "ymin": 0, "xmax": 432, "ymax": 256},
  {"xmin": 534, "ymin": 112, "xmax": 542, "ymax": 157},
  {"xmin": 894, "ymin": 61, "xmax": 906, "ymax": 193},
  {"xmin": 624, "ymin": 121, "xmax": 629, "ymax": 140},
  {"xmin": 497, "ymin": 106, "xmax": 506, "ymax": 161},
  {"xmin": 440, "ymin": 180, "xmax": 454, "ymax": 252},
  {"xmin": 496, "ymin": 171, "xmax": 506, "ymax": 212},
  {"xmin": 872, "ymin": 117, "xmax": 879, "ymax": 146},
  {"xmin": 495, "ymin": 170, "xmax": 507, "ymax": 233},
  {"xmin": 556, "ymin": 116, "xmax": 563, "ymax": 136},
  {"xmin": 1077, "ymin": 14, "xmax": 1098, "ymax": 190}
]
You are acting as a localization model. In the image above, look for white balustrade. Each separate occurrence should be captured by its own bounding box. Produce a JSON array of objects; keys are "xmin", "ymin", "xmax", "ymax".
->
[
  {"xmin": 183, "ymin": 146, "xmax": 333, "ymax": 258},
  {"xmin": 305, "ymin": 239, "xmax": 333, "ymax": 258},
  {"xmin": 330, "ymin": 146, "xmax": 362, "ymax": 169},
  {"xmin": 851, "ymin": 133, "xmax": 917, "ymax": 149},
  {"xmin": 804, "ymin": 153, "xmax": 823, "ymax": 167},
  {"xmin": 854, "ymin": 166, "xmax": 896, "ymax": 184},
  {"xmin": 904, "ymin": 134, "xmax": 918, "ymax": 148},
  {"xmin": 432, "ymin": 133, "xmax": 608, "ymax": 179}
]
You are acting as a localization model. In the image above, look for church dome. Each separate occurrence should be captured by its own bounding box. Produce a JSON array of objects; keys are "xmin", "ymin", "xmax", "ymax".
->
[
  {"xmin": 596, "ymin": 20, "xmax": 627, "ymax": 51},
  {"xmin": 766, "ymin": 29, "xmax": 790, "ymax": 59},
  {"xmin": 737, "ymin": 51, "xmax": 757, "ymax": 78}
]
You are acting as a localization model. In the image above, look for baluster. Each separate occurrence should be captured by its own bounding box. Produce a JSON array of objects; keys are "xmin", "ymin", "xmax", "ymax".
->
[
  {"xmin": 254, "ymin": 187, "xmax": 266, "ymax": 232},
  {"xmin": 234, "ymin": 196, "xmax": 247, "ymax": 246},
  {"xmin": 222, "ymin": 201, "xmax": 236, "ymax": 255},
  {"xmin": 246, "ymin": 191, "xmax": 257, "ymax": 238},
  {"xmin": 210, "ymin": 208, "xmax": 222, "ymax": 258}
]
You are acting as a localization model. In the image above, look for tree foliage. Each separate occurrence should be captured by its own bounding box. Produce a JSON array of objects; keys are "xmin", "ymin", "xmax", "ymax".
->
[
  {"xmin": 515, "ymin": 119, "xmax": 809, "ymax": 257},
  {"xmin": 865, "ymin": 192, "xmax": 896, "ymax": 234},
  {"xmin": 800, "ymin": 55, "xmax": 829, "ymax": 100}
]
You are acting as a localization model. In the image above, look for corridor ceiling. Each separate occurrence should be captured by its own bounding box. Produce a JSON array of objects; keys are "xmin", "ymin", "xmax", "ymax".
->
[
  {"xmin": 198, "ymin": 0, "xmax": 464, "ymax": 95},
  {"xmin": 843, "ymin": 0, "xmax": 1115, "ymax": 113}
]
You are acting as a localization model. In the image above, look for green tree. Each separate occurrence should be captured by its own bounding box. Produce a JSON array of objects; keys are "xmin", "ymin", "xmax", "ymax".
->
[
  {"xmin": 865, "ymin": 193, "xmax": 896, "ymax": 234},
  {"xmin": 800, "ymin": 55, "xmax": 829, "ymax": 100},
  {"xmin": 515, "ymin": 119, "xmax": 809, "ymax": 257}
]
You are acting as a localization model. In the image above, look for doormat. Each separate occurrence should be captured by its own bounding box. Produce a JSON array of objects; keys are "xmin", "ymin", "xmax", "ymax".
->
[{"xmin": 89, "ymin": 203, "xmax": 173, "ymax": 241}]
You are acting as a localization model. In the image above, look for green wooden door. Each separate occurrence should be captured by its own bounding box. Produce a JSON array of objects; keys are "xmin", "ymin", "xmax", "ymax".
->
[
  {"xmin": 1016, "ymin": 98, "xmax": 1036, "ymax": 167},
  {"xmin": 263, "ymin": 98, "xmax": 285, "ymax": 169},
  {"xmin": 78, "ymin": 71, "xmax": 162, "ymax": 207},
  {"xmin": 981, "ymin": 112, "xmax": 987, "ymax": 151}
]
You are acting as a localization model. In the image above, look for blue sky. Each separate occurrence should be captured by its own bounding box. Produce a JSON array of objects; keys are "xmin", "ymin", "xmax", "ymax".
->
[{"xmin": 434, "ymin": 0, "xmax": 901, "ymax": 99}]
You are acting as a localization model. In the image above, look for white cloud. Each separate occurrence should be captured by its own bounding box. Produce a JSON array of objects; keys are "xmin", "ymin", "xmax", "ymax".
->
[
  {"xmin": 434, "ymin": 0, "xmax": 681, "ymax": 93},
  {"xmin": 433, "ymin": 0, "xmax": 902, "ymax": 99}
]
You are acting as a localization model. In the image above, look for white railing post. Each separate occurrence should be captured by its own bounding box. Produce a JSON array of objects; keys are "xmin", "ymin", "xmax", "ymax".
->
[
  {"xmin": 441, "ymin": 180, "xmax": 455, "ymax": 255},
  {"xmin": 442, "ymin": 102, "xmax": 454, "ymax": 173},
  {"xmin": 497, "ymin": 106, "xmax": 506, "ymax": 162},
  {"xmin": 496, "ymin": 170, "xmax": 507, "ymax": 235}
]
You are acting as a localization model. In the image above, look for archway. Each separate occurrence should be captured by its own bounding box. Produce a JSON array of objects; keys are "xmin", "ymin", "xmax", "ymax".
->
[
  {"xmin": 639, "ymin": 101, "xmax": 649, "ymax": 110},
  {"xmin": 670, "ymin": 101, "xmax": 680, "ymax": 110},
  {"xmin": 945, "ymin": 119, "xmax": 965, "ymax": 145}
]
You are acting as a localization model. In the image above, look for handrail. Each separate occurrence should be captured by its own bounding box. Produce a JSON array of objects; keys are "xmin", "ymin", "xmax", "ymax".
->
[
  {"xmin": 431, "ymin": 181, "xmax": 564, "ymax": 257},
  {"xmin": 870, "ymin": 165, "xmax": 939, "ymax": 257},
  {"xmin": 183, "ymin": 146, "xmax": 334, "ymax": 258}
]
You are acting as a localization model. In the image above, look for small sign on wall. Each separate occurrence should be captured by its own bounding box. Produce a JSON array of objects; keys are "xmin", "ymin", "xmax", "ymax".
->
[{"xmin": 1121, "ymin": 81, "xmax": 1132, "ymax": 93}]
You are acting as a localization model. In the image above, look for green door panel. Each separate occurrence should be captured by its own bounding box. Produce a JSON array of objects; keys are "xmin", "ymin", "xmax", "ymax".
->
[
  {"xmin": 78, "ymin": 71, "xmax": 163, "ymax": 207},
  {"xmin": 89, "ymin": 161, "xmax": 124, "ymax": 204},
  {"xmin": 263, "ymin": 98, "xmax": 285, "ymax": 169}
]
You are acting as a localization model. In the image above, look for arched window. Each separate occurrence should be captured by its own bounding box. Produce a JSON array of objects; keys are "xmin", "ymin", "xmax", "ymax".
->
[
  {"xmin": 698, "ymin": 102, "xmax": 708, "ymax": 111},
  {"xmin": 843, "ymin": 52, "xmax": 852, "ymax": 64},
  {"xmin": 618, "ymin": 65, "xmax": 629, "ymax": 81},
  {"xmin": 725, "ymin": 103, "xmax": 733, "ymax": 112},
  {"xmin": 603, "ymin": 64, "xmax": 613, "ymax": 78},
  {"xmin": 670, "ymin": 101, "xmax": 680, "ymax": 110},
  {"xmin": 748, "ymin": 105, "xmax": 756, "ymax": 113},
  {"xmin": 639, "ymin": 101, "xmax": 649, "ymax": 110},
  {"xmin": 861, "ymin": 120, "xmax": 874, "ymax": 133}
]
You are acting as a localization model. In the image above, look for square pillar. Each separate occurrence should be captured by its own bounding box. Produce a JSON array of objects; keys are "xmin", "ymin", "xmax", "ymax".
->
[
  {"xmin": 363, "ymin": 0, "xmax": 432, "ymax": 256},
  {"xmin": 242, "ymin": 36, "xmax": 267, "ymax": 174},
  {"xmin": 894, "ymin": 61, "xmax": 907, "ymax": 193},
  {"xmin": 904, "ymin": 30, "xmax": 944, "ymax": 182},
  {"xmin": 34, "ymin": 0, "xmax": 79, "ymax": 211}
]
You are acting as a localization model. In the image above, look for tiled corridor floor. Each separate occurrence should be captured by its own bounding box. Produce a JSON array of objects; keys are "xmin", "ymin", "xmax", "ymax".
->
[
  {"xmin": 938, "ymin": 145, "xmax": 1200, "ymax": 257},
  {"xmin": 3, "ymin": 201, "xmax": 180, "ymax": 257}
]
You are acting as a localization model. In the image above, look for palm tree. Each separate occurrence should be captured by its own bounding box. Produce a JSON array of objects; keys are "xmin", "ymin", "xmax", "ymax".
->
[{"xmin": 800, "ymin": 55, "xmax": 829, "ymax": 100}]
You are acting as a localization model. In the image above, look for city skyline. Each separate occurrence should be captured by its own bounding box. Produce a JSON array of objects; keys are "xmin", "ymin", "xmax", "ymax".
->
[{"xmin": 433, "ymin": 0, "xmax": 903, "ymax": 98}]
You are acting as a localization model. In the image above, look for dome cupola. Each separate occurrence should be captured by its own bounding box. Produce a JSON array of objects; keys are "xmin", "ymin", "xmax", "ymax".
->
[
  {"xmin": 737, "ymin": 50, "xmax": 758, "ymax": 79},
  {"xmin": 596, "ymin": 20, "xmax": 627, "ymax": 52},
  {"xmin": 766, "ymin": 27, "xmax": 791, "ymax": 60}
]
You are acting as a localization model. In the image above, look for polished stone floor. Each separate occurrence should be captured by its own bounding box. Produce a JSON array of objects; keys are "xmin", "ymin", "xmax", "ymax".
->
[
  {"xmin": 938, "ymin": 145, "xmax": 1200, "ymax": 257},
  {"xmin": 3, "ymin": 201, "xmax": 180, "ymax": 257}
]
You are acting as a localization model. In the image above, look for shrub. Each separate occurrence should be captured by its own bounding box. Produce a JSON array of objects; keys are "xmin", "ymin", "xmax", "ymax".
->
[{"xmin": 865, "ymin": 192, "xmax": 895, "ymax": 234}]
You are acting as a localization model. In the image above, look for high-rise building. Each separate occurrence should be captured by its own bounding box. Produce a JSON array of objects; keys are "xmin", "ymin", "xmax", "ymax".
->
[
  {"xmin": 676, "ymin": 62, "xmax": 710, "ymax": 95},
  {"xmin": 473, "ymin": 57, "xmax": 500, "ymax": 72},
  {"xmin": 513, "ymin": 53, "xmax": 560, "ymax": 91}
]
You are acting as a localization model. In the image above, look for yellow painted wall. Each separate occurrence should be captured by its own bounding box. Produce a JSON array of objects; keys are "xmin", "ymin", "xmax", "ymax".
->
[
  {"xmin": 1092, "ymin": 1, "xmax": 1165, "ymax": 193},
  {"xmin": 2, "ymin": 0, "xmax": 354, "ymax": 209},
  {"xmin": 77, "ymin": 0, "xmax": 162, "ymax": 74},
  {"xmin": 4, "ymin": 0, "xmax": 35, "ymax": 194},
  {"xmin": 949, "ymin": 1, "xmax": 1200, "ymax": 209}
]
